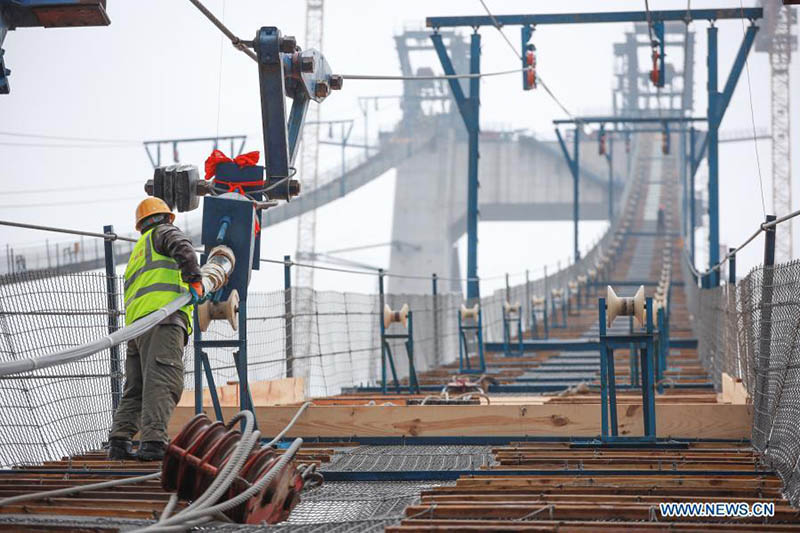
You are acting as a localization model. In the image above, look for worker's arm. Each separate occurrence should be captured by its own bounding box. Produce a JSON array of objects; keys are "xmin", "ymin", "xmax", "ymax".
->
[{"xmin": 152, "ymin": 224, "xmax": 202, "ymax": 283}]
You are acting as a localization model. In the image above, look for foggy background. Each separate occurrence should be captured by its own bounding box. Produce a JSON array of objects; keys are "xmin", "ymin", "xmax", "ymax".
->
[{"xmin": 1, "ymin": 0, "xmax": 796, "ymax": 294}]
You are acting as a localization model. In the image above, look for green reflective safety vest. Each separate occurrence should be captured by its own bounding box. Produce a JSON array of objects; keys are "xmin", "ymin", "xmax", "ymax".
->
[{"xmin": 124, "ymin": 227, "xmax": 194, "ymax": 334}]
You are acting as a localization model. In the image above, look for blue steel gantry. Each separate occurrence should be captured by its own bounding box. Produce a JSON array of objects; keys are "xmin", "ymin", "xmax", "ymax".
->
[{"xmin": 427, "ymin": 7, "xmax": 762, "ymax": 289}]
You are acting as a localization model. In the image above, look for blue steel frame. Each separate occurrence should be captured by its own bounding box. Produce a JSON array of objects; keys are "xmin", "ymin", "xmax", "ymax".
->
[
  {"xmin": 425, "ymin": 8, "xmax": 761, "ymax": 293},
  {"xmin": 550, "ymin": 291, "xmax": 568, "ymax": 329},
  {"xmin": 530, "ymin": 299, "xmax": 548, "ymax": 339},
  {"xmin": 431, "ymin": 32, "xmax": 481, "ymax": 301},
  {"xmin": 555, "ymin": 127, "xmax": 581, "ymax": 262},
  {"xmin": 458, "ymin": 307, "xmax": 486, "ymax": 373},
  {"xmin": 502, "ymin": 305, "xmax": 523, "ymax": 357},
  {"xmin": 382, "ymin": 312, "xmax": 420, "ymax": 394},
  {"xmin": 598, "ymin": 296, "xmax": 657, "ymax": 442}
]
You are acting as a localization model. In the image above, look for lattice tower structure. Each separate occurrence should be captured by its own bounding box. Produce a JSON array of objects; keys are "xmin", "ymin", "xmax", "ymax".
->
[
  {"xmin": 294, "ymin": 0, "xmax": 324, "ymax": 367},
  {"xmin": 770, "ymin": 5, "xmax": 794, "ymax": 261}
]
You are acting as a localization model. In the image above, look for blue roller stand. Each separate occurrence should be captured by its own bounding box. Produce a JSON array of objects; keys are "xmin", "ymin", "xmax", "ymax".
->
[
  {"xmin": 598, "ymin": 296, "xmax": 657, "ymax": 443},
  {"xmin": 458, "ymin": 308, "xmax": 486, "ymax": 373}
]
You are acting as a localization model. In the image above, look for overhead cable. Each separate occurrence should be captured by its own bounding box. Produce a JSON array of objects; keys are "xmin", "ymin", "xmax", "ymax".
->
[{"xmin": 476, "ymin": 0, "xmax": 576, "ymax": 120}]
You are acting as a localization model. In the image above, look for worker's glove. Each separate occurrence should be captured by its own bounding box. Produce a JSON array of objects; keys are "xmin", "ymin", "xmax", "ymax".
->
[{"xmin": 189, "ymin": 281, "xmax": 205, "ymax": 305}]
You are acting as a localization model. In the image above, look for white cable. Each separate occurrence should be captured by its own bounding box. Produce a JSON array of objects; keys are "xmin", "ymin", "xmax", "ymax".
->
[{"xmin": 264, "ymin": 401, "xmax": 312, "ymax": 447}]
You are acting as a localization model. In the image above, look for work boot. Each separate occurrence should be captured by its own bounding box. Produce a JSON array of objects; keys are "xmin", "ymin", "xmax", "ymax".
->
[
  {"xmin": 137, "ymin": 441, "xmax": 166, "ymax": 462},
  {"xmin": 107, "ymin": 438, "xmax": 136, "ymax": 460}
]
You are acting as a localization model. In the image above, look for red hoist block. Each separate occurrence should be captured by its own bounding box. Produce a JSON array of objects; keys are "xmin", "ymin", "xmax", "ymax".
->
[
  {"xmin": 162, "ymin": 414, "xmax": 306, "ymax": 524},
  {"xmin": 649, "ymin": 49, "xmax": 660, "ymax": 86},
  {"xmin": 525, "ymin": 49, "xmax": 537, "ymax": 89}
]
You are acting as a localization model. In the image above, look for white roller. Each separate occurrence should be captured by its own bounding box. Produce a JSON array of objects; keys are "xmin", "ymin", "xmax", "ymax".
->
[
  {"xmin": 606, "ymin": 285, "xmax": 645, "ymax": 327},
  {"xmin": 383, "ymin": 303, "xmax": 409, "ymax": 329},
  {"xmin": 460, "ymin": 303, "xmax": 480, "ymax": 320}
]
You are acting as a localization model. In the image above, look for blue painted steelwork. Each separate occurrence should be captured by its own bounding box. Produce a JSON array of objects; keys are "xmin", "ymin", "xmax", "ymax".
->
[
  {"xmin": 502, "ymin": 304, "xmax": 523, "ymax": 357},
  {"xmin": 190, "ymin": 26, "xmax": 339, "ymax": 418},
  {"xmin": 383, "ymin": 317, "xmax": 420, "ymax": 395},
  {"xmin": 426, "ymin": 8, "xmax": 763, "ymax": 29},
  {"xmin": 431, "ymin": 31, "xmax": 482, "ymax": 300},
  {"xmin": 0, "ymin": 0, "xmax": 110, "ymax": 93},
  {"xmin": 705, "ymin": 23, "xmax": 759, "ymax": 287},
  {"xmin": 458, "ymin": 306, "xmax": 486, "ymax": 373},
  {"xmin": 530, "ymin": 299, "xmax": 548, "ymax": 339},
  {"xmin": 599, "ymin": 296, "xmax": 657, "ymax": 442},
  {"xmin": 555, "ymin": 127, "xmax": 581, "ymax": 262}
]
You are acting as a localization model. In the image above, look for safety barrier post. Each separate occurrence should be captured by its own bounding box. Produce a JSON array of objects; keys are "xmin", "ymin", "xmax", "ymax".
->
[
  {"xmin": 103, "ymin": 225, "xmax": 122, "ymax": 412},
  {"xmin": 379, "ymin": 269, "xmax": 387, "ymax": 394},
  {"xmin": 525, "ymin": 270, "xmax": 531, "ymax": 331},
  {"xmin": 432, "ymin": 273, "xmax": 440, "ymax": 368},
  {"xmin": 728, "ymin": 247, "xmax": 736, "ymax": 285},
  {"xmin": 756, "ymin": 215, "xmax": 776, "ymax": 436},
  {"xmin": 284, "ymin": 255, "xmax": 293, "ymax": 378}
]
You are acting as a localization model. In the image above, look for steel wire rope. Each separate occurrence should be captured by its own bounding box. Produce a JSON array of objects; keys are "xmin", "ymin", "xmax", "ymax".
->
[
  {"xmin": 683, "ymin": 207, "xmax": 800, "ymax": 278},
  {"xmin": 476, "ymin": 0, "xmax": 576, "ymax": 120},
  {"xmin": 0, "ymin": 405, "xmax": 311, "ymax": 527}
]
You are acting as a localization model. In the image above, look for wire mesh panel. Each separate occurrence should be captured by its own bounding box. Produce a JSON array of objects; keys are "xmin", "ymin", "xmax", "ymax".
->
[
  {"xmin": 0, "ymin": 270, "xmax": 123, "ymax": 467},
  {"xmin": 684, "ymin": 259, "xmax": 800, "ymax": 506}
]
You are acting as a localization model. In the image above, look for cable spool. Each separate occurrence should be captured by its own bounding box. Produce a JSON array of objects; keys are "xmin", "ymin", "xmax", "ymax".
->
[
  {"xmin": 531, "ymin": 295, "xmax": 545, "ymax": 308},
  {"xmin": 503, "ymin": 301, "xmax": 521, "ymax": 315},
  {"xmin": 550, "ymin": 288, "xmax": 564, "ymax": 299},
  {"xmin": 606, "ymin": 285, "xmax": 645, "ymax": 327},
  {"xmin": 587, "ymin": 268, "xmax": 597, "ymax": 281},
  {"xmin": 460, "ymin": 303, "xmax": 480, "ymax": 321},
  {"xmin": 577, "ymin": 274, "xmax": 588, "ymax": 286},
  {"xmin": 383, "ymin": 303, "xmax": 409, "ymax": 329},
  {"xmin": 162, "ymin": 413, "xmax": 304, "ymax": 524},
  {"xmin": 197, "ymin": 289, "xmax": 240, "ymax": 332}
]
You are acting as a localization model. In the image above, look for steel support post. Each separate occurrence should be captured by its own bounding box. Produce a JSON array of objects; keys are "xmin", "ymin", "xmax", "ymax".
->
[
  {"xmin": 431, "ymin": 31, "xmax": 481, "ymax": 301},
  {"xmin": 556, "ymin": 127, "xmax": 580, "ymax": 262},
  {"xmin": 432, "ymin": 273, "xmax": 440, "ymax": 367},
  {"xmin": 706, "ymin": 23, "xmax": 759, "ymax": 287},
  {"xmin": 707, "ymin": 25, "xmax": 720, "ymax": 287},
  {"xmin": 607, "ymin": 136, "xmax": 614, "ymax": 221},
  {"xmin": 284, "ymin": 255, "xmax": 293, "ymax": 378},
  {"xmin": 103, "ymin": 225, "xmax": 122, "ymax": 412},
  {"xmin": 689, "ymin": 126, "xmax": 697, "ymax": 266},
  {"xmin": 754, "ymin": 215, "xmax": 777, "ymax": 440},
  {"xmin": 728, "ymin": 247, "xmax": 736, "ymax": 285},
  {"xmin": 378, "ymin": 269, "xmax": 387, "ymax": 394}
]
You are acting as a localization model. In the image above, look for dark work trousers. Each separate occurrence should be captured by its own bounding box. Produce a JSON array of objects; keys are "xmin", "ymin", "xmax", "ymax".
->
[{"xmin": 109, "ymin": 324, "xmax": 185, "ymax": 444}]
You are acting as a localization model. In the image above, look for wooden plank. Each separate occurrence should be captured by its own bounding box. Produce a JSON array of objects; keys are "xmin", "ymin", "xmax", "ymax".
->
[
  {"xmin": 168, "ymin": 403, "xmax": 752, "ymax": 439},
  {"xmin": 177, "ymin": 377, "xmax": 305, "ymax": 407}
]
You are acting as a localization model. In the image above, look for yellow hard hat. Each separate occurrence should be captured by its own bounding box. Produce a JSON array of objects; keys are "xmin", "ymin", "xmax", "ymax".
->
[{"xmin": 135, "ymin": 197, "xmax": 174, "ymax": 231}]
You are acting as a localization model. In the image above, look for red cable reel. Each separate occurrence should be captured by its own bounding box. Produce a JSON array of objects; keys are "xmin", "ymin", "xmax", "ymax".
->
[{"xmin": 162, "ymin": 413, "xmax": 307, "ymax": 524}]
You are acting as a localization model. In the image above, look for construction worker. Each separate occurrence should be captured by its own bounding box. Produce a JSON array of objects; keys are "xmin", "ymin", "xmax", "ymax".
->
[{"xmin": 108, "ymin": 198, "xmax": 204, "ymax": 461}]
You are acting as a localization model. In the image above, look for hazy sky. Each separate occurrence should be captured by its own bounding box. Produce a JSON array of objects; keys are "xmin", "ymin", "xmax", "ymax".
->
[{"xmin": 1, "ymin": 0, "xmax": 796, "ymax": 293}]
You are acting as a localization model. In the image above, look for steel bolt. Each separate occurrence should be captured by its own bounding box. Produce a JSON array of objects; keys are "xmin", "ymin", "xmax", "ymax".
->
[
  {"xmin": 314, "ymin": 80, "xmax": 330, "ymax": 98},
  {"xmin": 329, "ymin": 74, "xmax": 343, "ymax": 90},
  {"xmin": 301, "ymin": 56, "xmax": 315, "ymax": 73},
  {"xmin": 280, "ymin": 36, "xmax": 297, "ymax": 53}
]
